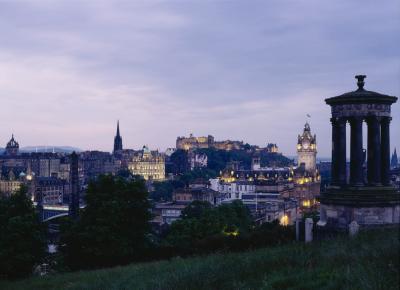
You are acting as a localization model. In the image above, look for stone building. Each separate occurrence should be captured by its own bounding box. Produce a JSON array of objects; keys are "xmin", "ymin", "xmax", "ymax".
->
[
  {"xmin": 33, "ymin": 177, "xmax": 67, "ymax": 205},
  {"xmin": 80, "ymin": 151, "xmax": 117, "ymax": 184},
  {"xmin": 176, "ymin": 134, "xmax": 214, "ymax": 150},
  {"xmin": 293, "ymin": 123, "xmax": 320, "ymax": 211},
  {"xmin": 266, "ymin": 143, "xmax": 279, "ymax": 153},
  {"xmin": 129, "ymin": 145, "xmax": 165, "ymax": 181},
  {"xmin": 213, "ymin": 140, "xmax": 244, "ymax": 151},
  {"xmin": 0, "ymin": 168, "xmax": 26, "ymax": 197},
  {"xmin": 176, "ymin": 134, "xmax": 243, "ymax": 151},
  {"xmin": 297, "ymin": 123, "xmax": 317, "ymax": 172},
  {"xmin": 188, "ymin": 152, "xmax": 208, "ymax": 170},
  {"xmin": 4, "ymin": 135, "xmax": 19, "ymax": 156},
  {"xmin": 319, "ymin": 75, "xmax": 399, "ymax": 228}
]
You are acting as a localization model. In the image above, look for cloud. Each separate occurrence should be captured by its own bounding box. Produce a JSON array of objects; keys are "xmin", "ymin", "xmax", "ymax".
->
[{"xmin": 0, "ymin": 0, "xmax": 399, "ymax": 156}]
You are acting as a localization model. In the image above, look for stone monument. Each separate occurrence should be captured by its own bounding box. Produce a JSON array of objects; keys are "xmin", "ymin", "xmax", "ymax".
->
[{"xmin": 319, "ymin": 75, "xmax": 399, "ymax": 229}]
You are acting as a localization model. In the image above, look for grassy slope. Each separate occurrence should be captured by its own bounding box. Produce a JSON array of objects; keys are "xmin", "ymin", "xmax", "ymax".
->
[{"xmin": 1, "ymin": 229, "xmax": 399, "ymax": 290}]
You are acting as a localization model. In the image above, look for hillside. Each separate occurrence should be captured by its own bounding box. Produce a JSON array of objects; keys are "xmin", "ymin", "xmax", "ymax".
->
[
  {"xmin": 1, "ymin": 229, "xmax": 398, "ymax": 290},
  {"xmin": 20, "ymin": 146, "xmax": 81, "ymax": 153}
]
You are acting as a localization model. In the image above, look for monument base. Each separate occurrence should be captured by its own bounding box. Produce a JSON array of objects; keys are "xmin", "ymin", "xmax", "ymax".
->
[{"xmin": 318, "ymin": 186, "xmax": 400, "ymax": 229}]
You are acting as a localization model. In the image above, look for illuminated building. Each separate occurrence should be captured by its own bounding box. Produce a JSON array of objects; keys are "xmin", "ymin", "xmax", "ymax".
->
[
  {"xmin": 293, "ymin": 122, "xmax": 321, "ymax": 211},
  {"xmin": 297, "ymin": 123, "xmax": 317, "ymax": 172},
  {"xmin": 176, "ymin": 134, "xmax": 243, "ymax": 151},
  {"xmin": 129, "ymin": 146, "xmax": 165, "ymax": 181},
  {"xmin": 266, "ymin": 143, "xmax": 279, "ymax": 153},
  {"xmin": 176, "ymin": 134, "xmax": 214, "ymax": 150},
  {"xmin": 0, "ymin": 168, "xmax": 34, "ymax": 197}
]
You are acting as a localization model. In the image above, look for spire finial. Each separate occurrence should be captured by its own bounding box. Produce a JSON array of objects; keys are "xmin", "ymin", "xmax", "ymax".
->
[
  {"xmin": 355, "ymin": 75, "xmax": 366, "ymax": 90},
  {"xmin": 117, "ymin": 120, "xmax": 120, "ymax": 136}
]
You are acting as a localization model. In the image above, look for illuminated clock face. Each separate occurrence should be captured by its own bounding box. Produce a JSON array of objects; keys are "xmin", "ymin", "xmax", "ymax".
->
[{"xmin": 303, "ymin": 141, "xmax": 309, "ymax": 149}]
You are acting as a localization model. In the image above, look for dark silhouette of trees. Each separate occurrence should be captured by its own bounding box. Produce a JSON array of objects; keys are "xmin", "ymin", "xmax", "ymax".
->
[
  {"xmin": 60, "ymin": 175, "xmax": 152, "ymax": 270},
  {"xmin": 0, "ymin": 187, "xmax": 46, "ymax": 279},
  {"xmin": 166, "ymin": 200, "xmax": 253, "ymax": 251}
]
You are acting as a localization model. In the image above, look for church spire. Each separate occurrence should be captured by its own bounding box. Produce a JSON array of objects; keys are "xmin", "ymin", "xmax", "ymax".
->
[
  {"xmin": 113, "ymin": 121, "xmax": 123, "ymax": 153},
  {"xmin": 391, "ymin": 148, "xmax": 398, "ymax": 168}
]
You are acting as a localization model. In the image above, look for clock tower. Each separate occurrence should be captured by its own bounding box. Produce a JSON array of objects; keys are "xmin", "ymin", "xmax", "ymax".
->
[{"xmin": 297, "ymin": 123, "xmax": 317, "ymax": 173}]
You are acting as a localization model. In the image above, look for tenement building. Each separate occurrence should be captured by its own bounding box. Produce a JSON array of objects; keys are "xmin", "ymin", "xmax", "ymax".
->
[
  {"xmin": 319, "ymin": 75, "xmax": 399, "ymax": 228},
  {"xmin": 129, "ymin": 145, "xmax": 165, "ymax": 181}
]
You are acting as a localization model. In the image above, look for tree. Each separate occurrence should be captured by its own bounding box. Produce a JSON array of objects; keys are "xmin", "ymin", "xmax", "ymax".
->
[
  {"xmin": 60, "ymin": 175, "xmax": 152, "ymax": 270},
  {"xmin": 217, "ymin": 200, "xmax": 253, "ymax": 235},
  {"xmin": 0, "ymin": 187, "xmax": 46, "ymax": 279},
  {"xmin": 166, "ymin": 200, "xmax": 253, "ymax": 250},
  {"xmin": 150, "ymin": 180, "xmax": 185, "ymax": 202},
  {"xmin": 169, "ymin": 149, "xmax": 189, "ymax": 174},
  {"xmin": 181, "ymin": 200, "xmax": 212, "ymax": 219}
]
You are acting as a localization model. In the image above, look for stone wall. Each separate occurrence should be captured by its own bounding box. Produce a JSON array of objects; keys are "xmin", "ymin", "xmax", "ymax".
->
[{"xmin": 319, "ymin": 203, "xmax": 400, "ymax": 229}]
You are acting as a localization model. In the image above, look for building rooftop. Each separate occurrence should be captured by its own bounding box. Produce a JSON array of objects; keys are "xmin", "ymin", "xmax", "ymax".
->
[{"xmin": 325, "ymin": 75, "xmax": 397, "ymax": 105}]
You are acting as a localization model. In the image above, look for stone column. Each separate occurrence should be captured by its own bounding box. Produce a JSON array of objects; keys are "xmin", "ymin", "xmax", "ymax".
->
[
  {"xmin": 305, "ymin": 218, "xmax": 314, "ymax": 243},
  {"xmin": 330, "ymin": 118, "xmax": 339, "ymax": 185},
  {"xmin": 367, "ymin": 116, "xmax": 382, "ymax": 185},
  {"xmin": 337, "ymin": 118, "xmax": 347, "ymax": 185},
  {"xmin": 381, "ymin": 117, "xmax": 391, "ymax": 186},
  {"xmin": 350, "ymin": 117, "xmax": 364, "ymax": 186}
]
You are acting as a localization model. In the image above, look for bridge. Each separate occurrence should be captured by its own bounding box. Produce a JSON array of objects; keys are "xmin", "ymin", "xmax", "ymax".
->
[
  {"xmin": 42, "ymin": 205, "xmax": 69, "ymax": 222},
  {"xmin": 39, "ymin": 204, "xmax": 85, "ymax": 222}
]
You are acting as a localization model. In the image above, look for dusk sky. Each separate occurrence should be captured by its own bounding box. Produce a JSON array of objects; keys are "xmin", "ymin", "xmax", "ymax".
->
[{"xmin": 0, "ymin": 0, "xmax": 399, "ymax": 157}]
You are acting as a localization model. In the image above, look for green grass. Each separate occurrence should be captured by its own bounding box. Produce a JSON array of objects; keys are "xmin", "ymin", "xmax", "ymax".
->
[{"xmin": 1, "ymin": 229, "xmax": 399, "ymax": 290}]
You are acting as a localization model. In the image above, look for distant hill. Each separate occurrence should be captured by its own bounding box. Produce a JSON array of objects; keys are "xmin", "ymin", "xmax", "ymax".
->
[{"xmin": 19, "ymin": 146, "xmax": 82, "ymax": 153}]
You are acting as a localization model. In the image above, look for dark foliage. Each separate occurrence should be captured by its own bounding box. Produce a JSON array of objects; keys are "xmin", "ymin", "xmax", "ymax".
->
[
  {"xmin": 150, "ymin": 180, "xmax": 184, "ymax": 202},
  {"xmin": 0, "ymin": 187, "xmax": 46, "ymax": 279},
  {"xmin": 181, "ymin": 200, "xmax": 212, "ymax": 219},
  {"xmin": 196, "ymin": 148, "xmax": 293, "ymax": 172},
  {"xmin": 60, "ymin": 175, "xmax": 152, "ymax": 270},
  {"xmin": 165, "ymin": 200, "xmax": 294, "ymax": 256},
  {"xmin": 169, "ymin": 149, "xmax": 189, "ymax": 174},
  {"xmin": 166, "ymin": 200, "xmax": 253, "ymax": 251}
]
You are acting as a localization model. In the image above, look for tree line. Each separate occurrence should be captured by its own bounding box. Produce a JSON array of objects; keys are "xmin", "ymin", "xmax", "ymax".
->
[{"xmin": 0, "ymin": 175, "xmax": 294, "ymax": 279}]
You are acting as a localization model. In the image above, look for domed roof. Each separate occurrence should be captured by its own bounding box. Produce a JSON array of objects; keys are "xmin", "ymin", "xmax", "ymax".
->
[
  {"xmin": 142, "ymin": 145, "xmax": 150, "ymax": 153},
  {"xmin": 325, "ymin": 75, "xmax": 397, "ymax": 105},
  {"xmin": 6, "ymin": 134, "xmax": 19, "ymax": 149}
]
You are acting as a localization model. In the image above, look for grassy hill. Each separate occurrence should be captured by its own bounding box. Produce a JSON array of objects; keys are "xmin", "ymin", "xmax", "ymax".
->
[{"xmin": 1, "ymin": 228, "xmax": 399, "ymax": 290}]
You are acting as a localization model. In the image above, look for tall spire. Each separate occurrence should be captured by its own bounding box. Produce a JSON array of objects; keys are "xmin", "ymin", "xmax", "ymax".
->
[
  {"xmin": 113, "ymin": 121, "xmax": 123, "ymax": 153},
  {"xmin": 392, "ymin": 148, "xmax": 398, "ymax": 168}
]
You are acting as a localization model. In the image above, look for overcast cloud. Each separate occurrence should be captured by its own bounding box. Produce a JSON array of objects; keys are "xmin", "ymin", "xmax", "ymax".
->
[{"xmin": 0, "ymin": 0, "xmax": 399, "ymax": 157}]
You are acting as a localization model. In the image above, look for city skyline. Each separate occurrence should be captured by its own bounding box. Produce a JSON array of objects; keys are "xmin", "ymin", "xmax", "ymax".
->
[{"xmin": 0, "ymin": 1, "xmax": 399, "ymax": 156}]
